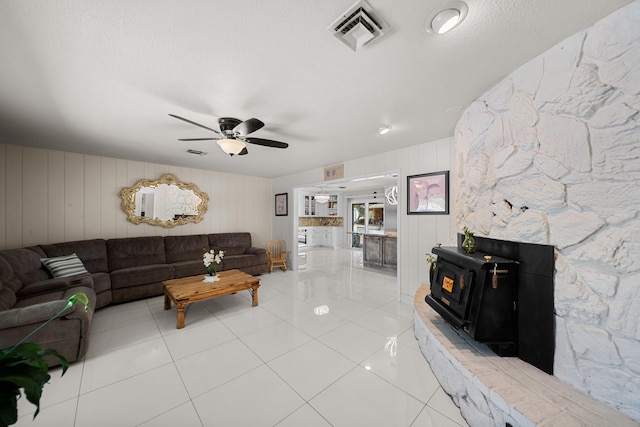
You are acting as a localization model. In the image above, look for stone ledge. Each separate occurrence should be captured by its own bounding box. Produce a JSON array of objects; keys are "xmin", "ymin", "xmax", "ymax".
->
[{"xmin": 413, "ymin": 285, "xmax": 638, "ymax": 427}]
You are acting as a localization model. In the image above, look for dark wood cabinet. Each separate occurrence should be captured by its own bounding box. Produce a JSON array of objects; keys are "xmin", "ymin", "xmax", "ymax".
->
[{"xmin": 363, "ymin": 234, "xmax": 396, "ymax": 271}]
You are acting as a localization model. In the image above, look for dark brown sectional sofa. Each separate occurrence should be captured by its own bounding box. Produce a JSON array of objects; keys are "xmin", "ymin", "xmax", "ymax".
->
[{"xmin": 0, "ymin": 232, "xmax": 268, "ymax": 365}]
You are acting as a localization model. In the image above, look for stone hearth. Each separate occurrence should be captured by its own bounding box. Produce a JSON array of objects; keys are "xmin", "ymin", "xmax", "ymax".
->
[{"xmin": 414, "ymin": 285, "xmax": 637, "ymax": 426}]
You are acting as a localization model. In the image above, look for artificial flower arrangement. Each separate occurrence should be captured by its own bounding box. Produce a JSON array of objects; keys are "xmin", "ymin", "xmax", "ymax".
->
[
  {"xmin": 425, "ymin": 252, "xmax": 437, "ymax": 269},
  {"xmin": 425, "ymin": 252, "xmax": 437, "ymax": 283},
  {"xmin": 462, "ymin": 226, "xmax": 476, "ymax": 253},
  {"xmin": 203, "ymin": 249, "xmax": 224, "ymax": 276}
]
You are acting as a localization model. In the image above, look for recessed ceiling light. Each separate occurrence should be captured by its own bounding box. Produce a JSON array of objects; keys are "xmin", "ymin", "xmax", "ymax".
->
[
  {"xmin": 378, "ymin": 125, "xmax": 392, "ymax": 135},
  {"xmin": 425, "ymin": 1, "xmax": 468, "ymax": 34}
]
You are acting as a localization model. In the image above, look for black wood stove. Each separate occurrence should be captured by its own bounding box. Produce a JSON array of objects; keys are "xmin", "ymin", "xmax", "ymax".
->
[
  {"xmin": 425, "ymin": 235, "xmax": 555, "ymax": 374},
  {"xmin": 426, "ymin": 246, "xmax": 519, "ymax": 355}
]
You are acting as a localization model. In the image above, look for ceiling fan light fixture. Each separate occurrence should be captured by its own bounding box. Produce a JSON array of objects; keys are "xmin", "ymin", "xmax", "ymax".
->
[
  {"xmin": 425, "ymin": 1, "xmax": 468, "ymax": 34},
  {"xmin": 170, "ymin": 114, "xmax": 289, "ymax": 156},
  {"xmin": 216, "ymin": 138, "xmax": 246, "ymax": 156}
]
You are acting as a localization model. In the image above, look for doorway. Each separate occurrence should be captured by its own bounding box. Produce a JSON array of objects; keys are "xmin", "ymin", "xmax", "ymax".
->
[
  {"xmin": 350, "ymin": 201, "xmax": 385, "ymax": 248},
  {"xmin": 290, "ymin": 171, "xmax": 400, "ymax": 280}
]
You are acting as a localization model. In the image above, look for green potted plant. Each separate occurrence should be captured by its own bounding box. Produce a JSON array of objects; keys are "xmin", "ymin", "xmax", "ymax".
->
[
  {"xmin": 462, "ymin": 226, "xmax": 476, "ymax": 253},
  {"xmin": 0, "ymin": 293, "xmax": 89, "ymax": 427},
  {"xmin": 426, "ymin": 252, "xmax": 437, "ymax": 284}
]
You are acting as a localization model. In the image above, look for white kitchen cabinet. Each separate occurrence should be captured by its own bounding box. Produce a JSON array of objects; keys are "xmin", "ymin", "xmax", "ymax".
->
[
  {"xmin": 307, "ymin": 227, "xmax": 333, "ymax": 247},
  {"xmin": 332, "ymin": 227, "xmax": 344, "ymax": 248},
  {"xmin": 304, "ymin": 195, "xmax": 316, "ymax": 216},
  {"xmin": 327, "ymin": 195, "xmax": 339, "ymax": 217},
  {"xmin": 299, "ymin": 193, "xmax": 316, "ymax": 216},
  {"xmin": 306, "ymin": 228, "xmax": 316, "ymax": 246},
  {"xmin": 321, "ymin": 227, "xmax": 332, "ymax": 246},
  {"xmin": 299, "ymin": 193, "xmax": 340, "ymax": 217}
]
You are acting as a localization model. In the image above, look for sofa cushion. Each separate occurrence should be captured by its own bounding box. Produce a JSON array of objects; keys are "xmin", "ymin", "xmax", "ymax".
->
[
  {"xmin": 107, "ymin": 236, "xmax": 166, "ymax": 271},
  {"xmin": 0, "ymin": 280, "xmax": 12, "ymax": 312},
  {"xmin": 41, "ymin": 253, "xmax": 90, "ymax": 278},
  {"xmin": 17, "ymin": 276, "xmax": 91, "ymax": 299},
  {"xmin": 209, "ymin": 232, "xmax": 251, "ymax": 256},
  {"xmin": 110, "ymin": 283, "xmax": 163, "ymax": 305},
  {"xmin": 90, "ymin": 272, "xmax": 113, "ymax": 308},
  {"xmin": 219, "ymin": 255, "xmax": 259, "ymax": 271},
  {"xmin": 0, "ymin": 256, "xmax": 18, "ymax": 311},
  {"xmin": 89, "ymin": 272, "xmax": 111, "ymax": 295},
  {"xmin": 164, "ymin": 235, "xmax": 209, "ymax": 263},
  {"xmin": 171, "ymin": 260, "xmax": 206, "ymax": 279},
  {"xmin": 109, "ymin": 264, "xmax": 174, "ymax": 290},
  {"xmin": 0, "ymin": 248, "xmax": 50, "ymax": 286},
  {"xmin": 39, "ymin": 239, "xmax": 109, "ymax": 273}
]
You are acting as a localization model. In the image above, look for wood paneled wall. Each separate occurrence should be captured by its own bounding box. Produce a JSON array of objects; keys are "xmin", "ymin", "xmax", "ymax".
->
[{"xmin": 0, "ymin": 143, "xmax": 272, "ymax": 250}]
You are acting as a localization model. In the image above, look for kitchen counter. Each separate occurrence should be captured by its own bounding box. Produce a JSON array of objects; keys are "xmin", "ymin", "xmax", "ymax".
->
[
  {"xmin": 363, "ymin": 234, "xmax": 397, "ymax": 271},
  {"xmin": 298, "ymin": 217, "xmax": 344, "ymax": 227}
]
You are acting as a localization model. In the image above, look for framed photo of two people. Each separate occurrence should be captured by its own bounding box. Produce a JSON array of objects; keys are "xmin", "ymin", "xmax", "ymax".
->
[{"xmin": 407, "ymin": 171, "xmax": 449, "ymax": 215}]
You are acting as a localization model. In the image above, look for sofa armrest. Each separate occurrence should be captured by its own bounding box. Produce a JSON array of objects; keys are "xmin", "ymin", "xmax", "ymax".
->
[
  {"xmin": 62, "ymin": 287, "xmax": 96, "ymax": 320},
  {"xmin": 0, "ymin": 300, "xmax": 75, "ymax": 331},
  {"xmin": 0, "ymin": 286, "xmax": 95, "ymax": 330},
  {"xmin": 245, "ymin": 247, "xmax": 267, "ymax": 255}
]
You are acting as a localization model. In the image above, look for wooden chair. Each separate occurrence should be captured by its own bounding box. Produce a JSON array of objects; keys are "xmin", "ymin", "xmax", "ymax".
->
[{"xmin": 266, "ymin": 240, "xmax": 287, "ymax": 273}]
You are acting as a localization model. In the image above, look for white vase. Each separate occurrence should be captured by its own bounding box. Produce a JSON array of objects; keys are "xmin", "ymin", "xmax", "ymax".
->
[{"xmin": 203, "ymin": 275, "xmax": 219, "ymax": 283}]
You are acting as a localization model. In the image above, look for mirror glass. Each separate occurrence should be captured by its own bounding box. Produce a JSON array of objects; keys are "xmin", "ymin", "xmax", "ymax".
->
[{"xmin": 120, "ymin": 174, "xmax": 208, "ymax": 228}]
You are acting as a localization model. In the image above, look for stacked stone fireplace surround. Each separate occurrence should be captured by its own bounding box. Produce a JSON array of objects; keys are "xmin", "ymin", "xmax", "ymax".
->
[{"xmin": 415, "ymin": 2, "xmax": 640, "ymax": 425}]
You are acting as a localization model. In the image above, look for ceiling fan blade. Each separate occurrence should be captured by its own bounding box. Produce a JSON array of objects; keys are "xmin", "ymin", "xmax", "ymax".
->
[
  {"xmin": 244, "ymin": 137, "xmax": 289, "ymax": 149},
  {"xmin": 233, "ymin": 118, "xmax": 264, "ymax": 135},
  {"xmin": 169, "ymin": 114, "xmax": 221, "ymax": 135},
  {"xmin": 178, "ymin": 138, "xmax": 220, "ymax": 141}
]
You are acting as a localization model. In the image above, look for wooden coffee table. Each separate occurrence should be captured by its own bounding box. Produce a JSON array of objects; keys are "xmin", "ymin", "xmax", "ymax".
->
[{"xmin": 163, "ymin": 269, "xmax": 260, "ymax": 329}]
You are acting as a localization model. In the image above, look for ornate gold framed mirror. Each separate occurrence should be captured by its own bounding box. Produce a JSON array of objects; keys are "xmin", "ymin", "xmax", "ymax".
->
[{"xmin": 119, "ymin": 174, "xmax": 208, "ymax": 228}]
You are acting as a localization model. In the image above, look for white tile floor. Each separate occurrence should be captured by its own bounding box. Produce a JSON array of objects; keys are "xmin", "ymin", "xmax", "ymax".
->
[{"xmin": 15, "ymin": 248, "xmax": 468, "ymax": 427}]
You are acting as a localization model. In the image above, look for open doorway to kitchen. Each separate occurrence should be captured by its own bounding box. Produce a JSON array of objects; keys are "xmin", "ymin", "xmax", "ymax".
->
[{"xmin": 291, "ymin": 171, "xmax": 399, "ymax": 279}]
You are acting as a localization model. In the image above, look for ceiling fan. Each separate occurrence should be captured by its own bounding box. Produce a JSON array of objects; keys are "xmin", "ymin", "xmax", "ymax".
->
[{"xmin": 169, "ymin": 114, "xmax": 289, "ymax": 156}]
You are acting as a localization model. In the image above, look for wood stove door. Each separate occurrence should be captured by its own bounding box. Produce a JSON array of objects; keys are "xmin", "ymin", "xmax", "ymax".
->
[
  {"xmin": 466, "ymin": 266, "xmax": 518, "ymax": 345},
  {"xmin": 430, "ymin": 260, "xmax": 475, "ymax": 321}
]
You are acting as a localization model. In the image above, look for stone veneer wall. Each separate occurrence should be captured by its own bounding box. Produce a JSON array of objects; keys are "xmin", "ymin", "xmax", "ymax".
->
[{"xmin": 453, "ymin": 2, "xmax": 640, "ymax": 421}]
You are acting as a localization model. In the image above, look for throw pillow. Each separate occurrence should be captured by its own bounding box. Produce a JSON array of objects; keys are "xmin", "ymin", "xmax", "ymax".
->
[{"xmin": 41, "ymin": 253, "xmax": 89, "ymax": 278}]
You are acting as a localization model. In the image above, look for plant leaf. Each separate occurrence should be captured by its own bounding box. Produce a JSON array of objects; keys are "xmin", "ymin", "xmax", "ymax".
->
[
  {"xmin": 0, "ymin": 343, "xmax": 69, "ymax": 421},
  {"xmin": 0, "ymin": 387, "xmax": 19, "ymax": 426}
]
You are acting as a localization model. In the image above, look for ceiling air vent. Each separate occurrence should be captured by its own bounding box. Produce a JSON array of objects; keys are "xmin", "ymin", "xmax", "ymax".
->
[
  {"xmin": 187, "ymin": 149, "xmax": 207, "ymax": 156},
  {"xmin": 329, "ymin": 0, "xmax": 390, "ymax": 52}
]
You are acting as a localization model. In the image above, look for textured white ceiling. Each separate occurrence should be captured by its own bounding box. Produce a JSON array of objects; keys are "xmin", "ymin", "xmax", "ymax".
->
[{"xmin": 0, "ymin": 0, "xmax": 633, "ymax": 178}]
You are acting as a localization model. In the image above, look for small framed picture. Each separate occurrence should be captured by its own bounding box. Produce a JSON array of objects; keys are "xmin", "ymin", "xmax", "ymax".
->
[
  {"xmin": 275, "ymin": 193, "xmax": 288, "ymax": 216},
  {"xmin": 407, "ymin": 171, "xmax": 449, "ymax": 215},
  {"xmin": 324, "ymin": 164, "xmax": 344, "ymax": 181}
]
